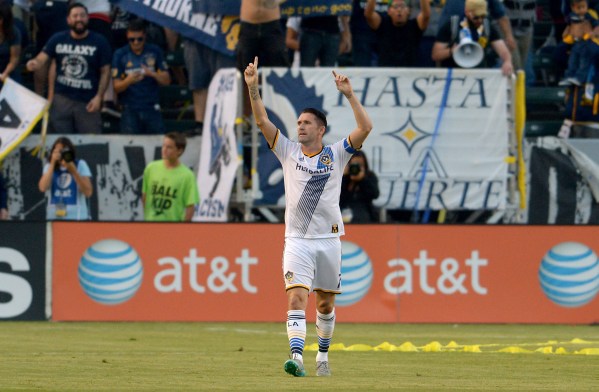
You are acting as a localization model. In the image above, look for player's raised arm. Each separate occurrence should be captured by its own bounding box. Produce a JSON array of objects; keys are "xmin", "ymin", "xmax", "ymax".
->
[
  {"xmin": 332, "ymin": 70, "xmax": 373, "ymax": 149},
  {"xmin": 243, "ymin": 56, "xmax": 278, "ymax": 146}
]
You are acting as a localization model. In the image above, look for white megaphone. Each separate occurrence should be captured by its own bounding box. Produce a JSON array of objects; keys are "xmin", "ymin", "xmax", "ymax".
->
[{"xmin": 453, "ymin": 28, "xmax": 484, "ymax": 68}]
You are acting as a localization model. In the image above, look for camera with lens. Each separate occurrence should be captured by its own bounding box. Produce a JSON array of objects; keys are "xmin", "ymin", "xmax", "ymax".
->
[
  {"xmin": 349, "ymin": 163, "xmax": 361, "ymax": 175},
  {"xmin": 60, "ymin": 147, "xmax": 74, "ymax": 163}
]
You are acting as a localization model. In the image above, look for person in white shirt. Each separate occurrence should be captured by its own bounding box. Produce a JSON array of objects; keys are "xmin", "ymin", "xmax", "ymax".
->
[{"xmin": 243, "ymin": 56, "xmax": 373, "ymax": 378}]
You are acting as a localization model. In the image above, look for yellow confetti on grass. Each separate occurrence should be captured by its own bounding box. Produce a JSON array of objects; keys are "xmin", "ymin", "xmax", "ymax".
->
[{"xmin": 303, "ymin": 338, "xmax": 599, "ymax": 355}]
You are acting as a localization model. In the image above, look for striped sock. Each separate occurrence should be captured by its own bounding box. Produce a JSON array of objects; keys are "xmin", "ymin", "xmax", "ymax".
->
[
  {"xmin": 315, "ymin": 309, "xmax": 335, "ymax": 362},
  {"xmin": 287, "ymin": 310, "xmax": 306, "ymax": 362}
]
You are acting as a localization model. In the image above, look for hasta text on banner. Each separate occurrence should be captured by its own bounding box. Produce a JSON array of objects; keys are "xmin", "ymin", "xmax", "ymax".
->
[{"xmin": 258, "ymin": 67, "xmax": 510, "ymax": 211}]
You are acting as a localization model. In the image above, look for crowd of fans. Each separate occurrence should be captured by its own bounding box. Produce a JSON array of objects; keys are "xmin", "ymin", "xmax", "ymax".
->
[{"xmin": 0, "ymin": 0, "xmax": 577, "ymax": 138}]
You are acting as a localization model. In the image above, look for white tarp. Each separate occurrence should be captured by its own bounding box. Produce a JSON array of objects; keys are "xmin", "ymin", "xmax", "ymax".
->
[
  {"xmin": 260, "ymin": 67, "xmax": 510, "ymax": 210},
  {"xmin": 195, "ymin": 68, "xmax": 240, "ymax": 222},
  {"xmin": 2, "ymin": 135, "xmax": 201, "ymax": 221}
]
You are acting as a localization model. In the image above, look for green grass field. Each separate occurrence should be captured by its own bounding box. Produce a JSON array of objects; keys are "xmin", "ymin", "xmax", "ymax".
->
[{"xmin": 1, "ymin": 322, "xmax": 598, "ymax": 391}]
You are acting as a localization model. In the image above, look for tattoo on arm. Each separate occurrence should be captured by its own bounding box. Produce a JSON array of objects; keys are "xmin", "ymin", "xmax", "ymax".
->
[
  {"xmin": 249, "ymin": 85, "xmax": 260, "ymax": 100},
  {"xmin": 345, "ymin": 93, "xmax": 353, "ymax": 100}
]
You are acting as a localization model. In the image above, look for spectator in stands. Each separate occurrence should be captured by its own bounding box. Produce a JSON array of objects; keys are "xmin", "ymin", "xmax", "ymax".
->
[
  {"xmin": 365, "ymin": 0, "xmax": 431, "ymax": 67},
  {"xmin": 38, "ymin": 136, "xmax": 93, "ymax": 220},
  {"xmin": 237, "ymin": 0, "xmax": 289, "ymax": 117},
  {"xmin": 350, "ymin": 0, "xmax": 388, "ymax": 67},
  {"xmin": 112, "ymin": 19, "xmax": 171, "ymax": 134},
  {"xmin": 31, "ymin": 0, "xmax": 68, "ymax": 96},
  {"xmin": 0, "ymin": 3, "xmax": 21, "ymax": 84},
  {"xmin": 286, "ymin": 16, "xmax": 301, "ymax": 68},
  {"xmin": 78, "ymin": 0, "xmax": 112, "ymax": 46},
  {"xmin": 411, "ymin": 0, "xmax": 446, "ymax": 67},
  {"xmin": 503, "ymin": 0, "xmax": 537, "ymax": 71},
  {"xmin": 110, "ymin": 6, "xmax": 136, "ymax": 50},
  {"xmin": 298, "ymin": 15, "xmax": 351, "ymax": 67},
  {"xmin": 142, "ymin": 132, "xmax": 199, "ymax": 222},
  {"xmin": 0, "ymin": 170, "xmax": 7, "ymax": 220},
  {"xmin": 438, "ymin": 0, "xmax": 517, "ymax": 52},
  {"xmin": 432, "ymin": 0, "xmax": 514, "ymax": 76},
  {"xmin": 183, "ymin": 36, "xmax": 236, "ymax": 134},
  {"xmin": 340, "ymin": 151, "xmax": 380, "ymax": 223},
  {"xmin": 557, "ymin": 0, "xmax": 599, "ymax": 87},
  {"xmin": 79, "ymin": 0, "xmax": 117, "ymax": 113},
  {"xmin": 285, "ymin": 15, "xmax": 351, "ymax": 67},
  {"xmin": 26, "ymin": 3, "xmax": 112, "ymax": 134}
]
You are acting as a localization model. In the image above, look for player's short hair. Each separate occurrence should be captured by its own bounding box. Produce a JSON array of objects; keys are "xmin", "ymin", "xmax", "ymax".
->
[
  {"xmin": 165, "ymin": 132, "xmax": 187, "ymax": 153},
  {"xmin": 301, "ymin": 108, "xmax": 327, "ymax": 128}
]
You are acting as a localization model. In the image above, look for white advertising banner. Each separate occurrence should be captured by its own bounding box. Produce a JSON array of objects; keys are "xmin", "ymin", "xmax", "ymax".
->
[
  {"xmin": 259, "ymin": 67, "xmax": 510, "ymax": 210},
  {"xmin": 195, "ymin": 68, "xmax": 240, "ymax": 222},
  {"xmin": 0, "ymin": 78, "xmax": 48, "ymax": 161}
]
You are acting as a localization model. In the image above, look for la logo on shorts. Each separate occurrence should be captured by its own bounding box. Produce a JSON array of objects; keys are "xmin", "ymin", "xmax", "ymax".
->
[{"xmin": 285, "ymin": 271, "xmax": 294, "ymax": 282}]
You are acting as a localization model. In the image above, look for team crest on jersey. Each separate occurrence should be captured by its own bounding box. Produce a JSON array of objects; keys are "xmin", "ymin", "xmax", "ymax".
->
[
  {"xmin": 285, "ymin": 271, "xmax": 294, "ymax": 282},
  {"xmin": 331, "ymin": 224, "xmax": 338, "ymax": 233},
  {"xmin": 320, "ymin": 154, "xmax": 332, "ymax": 166}
]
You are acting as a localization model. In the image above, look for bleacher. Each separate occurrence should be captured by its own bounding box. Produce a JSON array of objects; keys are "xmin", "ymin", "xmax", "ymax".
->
[{"xmin": 525, "ymin": 2, "xmax": 566, "ymax": 138}]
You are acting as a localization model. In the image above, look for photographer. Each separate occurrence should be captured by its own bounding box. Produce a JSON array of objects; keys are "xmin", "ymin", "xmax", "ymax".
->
[
  {"xmin": 340, "ymin": 150, "xmax": 380, "ymax": 223},
  {"xmin": 38, "ymin": 136, "xmax": 93, "ymax": 220}
]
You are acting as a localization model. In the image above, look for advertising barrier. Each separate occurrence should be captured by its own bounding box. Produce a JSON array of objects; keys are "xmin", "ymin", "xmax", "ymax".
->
[
  {"xmin": 0, "ymin": 222, "xmax": 47, "ymax": 320},
  {"xmin": 52, "ymin": 222, "xmax": 599, "ymax": 324}
]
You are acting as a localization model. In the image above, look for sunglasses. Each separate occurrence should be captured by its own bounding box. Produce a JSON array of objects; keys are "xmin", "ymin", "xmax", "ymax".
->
[{"xmin": 128, "ymin": 37, "xmax": 144, "ymax": 43}]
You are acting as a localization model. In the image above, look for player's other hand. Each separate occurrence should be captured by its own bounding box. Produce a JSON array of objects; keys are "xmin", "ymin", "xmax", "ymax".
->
[
  {"xmin": 332, "ymin": 70, "xmax": 352, "ymax": 97},
  {"xmin": 244, "ymin": 56, "xmax": 259, "ymax": 87}
]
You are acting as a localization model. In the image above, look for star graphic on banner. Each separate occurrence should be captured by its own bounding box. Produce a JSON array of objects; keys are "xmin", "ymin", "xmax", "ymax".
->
[{"xmin": 383, "ymin": 112, "xmax": 431, "ymax": 153}]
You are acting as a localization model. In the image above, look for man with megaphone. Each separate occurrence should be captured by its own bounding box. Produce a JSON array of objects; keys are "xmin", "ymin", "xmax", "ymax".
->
[{"xmin": 431, "ymin": 0, "xmax": 513, "ymax": 76}]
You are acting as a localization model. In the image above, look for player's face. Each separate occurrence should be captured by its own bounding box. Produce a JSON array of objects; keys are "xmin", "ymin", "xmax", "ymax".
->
[
  {"xmin": 387, "ymin": 0, "xmax": 410, "ymax": 25},
  {"xmin": 161, "ymin": 137, "xmax": 181, "ymax": 162},
  {"xmin": 67, "ymin": 6, "xmax": 89, "ymax": 35},
  {"xmin": 296, "ymin": 112, "xmax": 324, "ymax": 145}
]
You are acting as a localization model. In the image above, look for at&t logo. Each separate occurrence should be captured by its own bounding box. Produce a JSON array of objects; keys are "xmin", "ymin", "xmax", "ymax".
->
[
  {"xmin": 539, "ymin": 242, "xmax": 599, "ymax": 307},
  {"xmin": 78, "ymin": 239, "xmax": 143, "ymax": 305}
]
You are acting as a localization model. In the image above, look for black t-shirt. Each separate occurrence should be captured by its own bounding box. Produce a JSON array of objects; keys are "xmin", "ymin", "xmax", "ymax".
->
[
  {"xmin": 435, "ymin": 18, "xmax": 501, "ymax": 68},
  {"xmin": 376, "ymin": 15, "xmax": 423, "ymax": 67}
]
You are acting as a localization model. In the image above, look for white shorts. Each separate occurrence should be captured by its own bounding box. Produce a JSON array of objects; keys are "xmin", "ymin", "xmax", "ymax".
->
[{"xmin": 282, "ymin": 237, "xmax": 342, "ymax": 294}]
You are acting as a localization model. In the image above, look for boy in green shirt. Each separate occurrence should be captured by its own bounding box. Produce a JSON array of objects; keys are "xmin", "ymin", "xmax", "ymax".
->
[{"xmin": 142, "ymin": 132, "xmax": 200, "ymax": 221}]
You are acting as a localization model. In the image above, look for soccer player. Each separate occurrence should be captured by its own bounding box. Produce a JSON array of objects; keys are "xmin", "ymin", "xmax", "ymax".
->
[{"xmin": 243, "ymin": 57, "xmax": 373, "ymax": 377}]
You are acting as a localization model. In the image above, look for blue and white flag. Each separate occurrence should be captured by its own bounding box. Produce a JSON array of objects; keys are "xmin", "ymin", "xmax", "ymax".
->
[
  {"xmin": 111, "ymin": 0, "xmax": 239, "ymax": 56},
  {"xmin": 195, "ymin": 68, "xmax": 241, "ymax": 222}
]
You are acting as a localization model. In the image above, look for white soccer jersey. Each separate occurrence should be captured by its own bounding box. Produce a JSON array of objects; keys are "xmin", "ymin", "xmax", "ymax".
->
[{"xmin": 271, "ymin": 130, "xmax": 357, "ymax": 238}]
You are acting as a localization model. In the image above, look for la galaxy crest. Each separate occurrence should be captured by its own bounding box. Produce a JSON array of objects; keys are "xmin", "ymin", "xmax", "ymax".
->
[
  {"xmin": 285, "ymin": 271, "xmax": 294, "ymax": 282},
  {"xmin": 319, "ymin": 154, "xmax": 332, "ymax": 166}
]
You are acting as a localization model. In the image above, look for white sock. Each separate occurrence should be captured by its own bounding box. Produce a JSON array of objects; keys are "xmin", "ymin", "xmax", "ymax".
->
[
  {"xmin": 316, "ymin": 309, "xmax": 335, "ymax": 362},
  {"xmin": 287, "ymin": 310, "xmax": 306, "ymax": 363}
]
